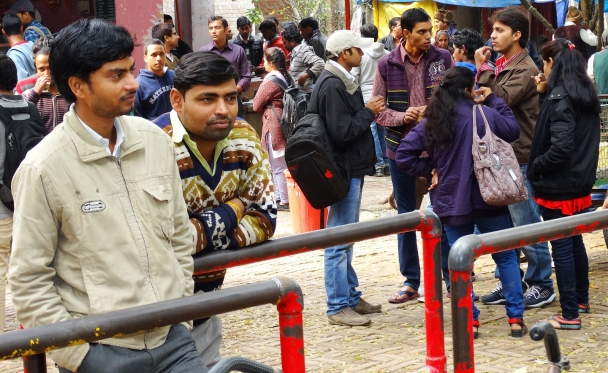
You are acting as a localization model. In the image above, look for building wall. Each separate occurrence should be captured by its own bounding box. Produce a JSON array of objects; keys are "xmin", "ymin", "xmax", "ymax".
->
[
  {"xmin": 258, "ymin": 0, "xmax": 285, "ymax": 23},
  {"xmin": 214, "ymin": 0, "xmax": 254, "ymax": 29},
  {"xmin": 163, "ymin": 0, "xmax": 174, "ymax": 19}
]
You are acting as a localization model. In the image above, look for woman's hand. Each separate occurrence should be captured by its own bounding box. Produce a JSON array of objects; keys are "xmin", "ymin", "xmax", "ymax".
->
[
  {"xmin": 473, "ymin": 87, "xmax": 491, "ymax": 104},
  {"xmin": 429, "ymin": 169, "xmax": 438, "ymax": 191},
  {"xmin": 531, "ymin": 73, "xmax": 546, "ymax": 85}
]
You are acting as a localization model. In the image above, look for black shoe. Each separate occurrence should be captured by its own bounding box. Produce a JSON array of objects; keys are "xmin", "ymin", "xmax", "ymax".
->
[
  {"xmin": 383, "ymin": 164, "xmax": 390, "ymax": 176},
  {"xmin": 374, "ymin": 167, "xmax": 384, "ymax": 177},
  {"xmin": 523, "ymin": 285, "xmax": 556, "ymax": 308},
  {"xmin": 480, "ymin": 282, "xmax": 506, "ymax": 305}
]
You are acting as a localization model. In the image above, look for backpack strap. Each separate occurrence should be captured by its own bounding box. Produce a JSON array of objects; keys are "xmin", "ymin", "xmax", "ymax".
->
[
  {"xmin": 0, "ymin": 105, "xmax": 31, "ymax": 127},
  {"xmin": 268, "ymin": 75, "xmax": 288, "ymax": 91},
  {"xmin": 26, "ymin": 24, "xmax": 46, "ymax": 39}
]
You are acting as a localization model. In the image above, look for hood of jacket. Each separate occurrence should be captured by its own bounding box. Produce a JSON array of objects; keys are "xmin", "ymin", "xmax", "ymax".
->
[{"xmin": 363, "ymin": 42, "xmax": 387, "ymax": 59}]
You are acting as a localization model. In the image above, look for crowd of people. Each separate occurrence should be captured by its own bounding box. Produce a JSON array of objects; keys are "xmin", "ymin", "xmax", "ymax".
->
[{"xmin": 0, "ymin": 0, "xmax": 606, "ymax": 371}]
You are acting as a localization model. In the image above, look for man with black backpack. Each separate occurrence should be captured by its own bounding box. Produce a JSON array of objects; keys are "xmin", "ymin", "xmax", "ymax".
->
[
  {"xmin": 0, "ymin": 54, "xmax": 46, "ymax": 335},
  {"xmin": 311, "ymin": 30, "xmax": 385, "ymax": 326}
]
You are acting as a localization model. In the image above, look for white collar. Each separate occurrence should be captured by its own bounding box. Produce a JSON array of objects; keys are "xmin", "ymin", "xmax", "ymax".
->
[
  {"xmin": 169, "ymin": 110, "xmax": 187, "ymax": 143},
  {"xmin": 328, "ymin": 59, "xmax": 355, "ymax": 83},
  {"xmin": 564, "ymin": 21, "xmax": 576, "ymax": 26},
  {"xmin": 166, "ymin": 53, "xmax": 175, "ymax": 62},
  {"xmin": 77, "ymin": 115, "xmax": 125, "ymax": 158}
]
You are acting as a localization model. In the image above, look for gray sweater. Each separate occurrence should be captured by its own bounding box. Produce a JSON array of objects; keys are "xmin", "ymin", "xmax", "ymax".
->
[{"xmin": 288, "ymin": 43, "xmax": 325, "ymax": 94}]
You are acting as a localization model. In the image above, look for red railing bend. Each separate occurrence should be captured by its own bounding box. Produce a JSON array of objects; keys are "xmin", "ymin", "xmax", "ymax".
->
[
  {"xmin": 448, "ymin": 209, "xmax": 608, "ymax": 373},
  {"xmin": 0, "ymin": 277, "xmax": 304, "ymax": 373},
  {"xmin": 194, "ymin": 210, "xmax": 447, "ymax": 373}
]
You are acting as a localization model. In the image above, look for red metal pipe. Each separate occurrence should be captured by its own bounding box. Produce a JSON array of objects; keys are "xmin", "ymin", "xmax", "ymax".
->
[
  {"xmin": 345, "ymin": 0, "xmax": 351, "ymax": 29},
  {"xmin": 418, "ymin": 212, "xmax": 447, "ymax": 373},
  {"xmin": 276, "ymin": 290, "xmax": 306, "ymax": 373}
]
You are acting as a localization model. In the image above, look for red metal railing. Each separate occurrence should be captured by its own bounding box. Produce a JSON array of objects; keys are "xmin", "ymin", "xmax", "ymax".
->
[
  {"xmin": 447, "ymin": 209, "xmax": 608, "ymax": 373},
  {"xmin": 194, "ymin": 210, "xmax": 447, "ymax": 373}
]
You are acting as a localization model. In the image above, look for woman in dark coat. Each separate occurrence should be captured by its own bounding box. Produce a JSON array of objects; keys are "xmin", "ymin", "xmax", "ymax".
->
[
  {"xmin": 397, "ymin": 66, "xmax": 526, "ymax": 338},
  {"xmin": 528, "ymin": 39, "xmax": 601, "ymax": 330}
]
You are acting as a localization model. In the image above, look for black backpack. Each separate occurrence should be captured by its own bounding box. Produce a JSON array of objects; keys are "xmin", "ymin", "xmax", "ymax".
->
[
  {"xmin": 285, "ymin": 75, "xmax": 350, "ymax": 210},
  {"xmin": 268, "ymin": 76, "xmax": 310, "ymax": 140},
  {"xmin": 0, "ymin": 103, "xmax": 48, "ymax": 210}
]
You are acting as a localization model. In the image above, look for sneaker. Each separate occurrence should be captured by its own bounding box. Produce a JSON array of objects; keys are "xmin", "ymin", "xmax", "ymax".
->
[
  {"xmin": 328, "ymin": 308, "xmax": 371, "ymax": 326},
  {"xmin": 353, "ymin": 298, "xmax": 382, "ymax": 314},
  {"xmin": 374, "ymin": 166, "xmax": 384, "ymax": 177},
  {"xmin": 523, "ymin": 285, "xmax": 556, "ymax": 308},
  {"xmin": 480, "ymin": 282, "xmax": 506, "ymax": 305},
  {"xmin": 277, "ymin": 204, "xmax": 290, "ymax": 212},
  {"xmin": 383, "ymin": 164, "xmax": 390, "ymax": 176}
]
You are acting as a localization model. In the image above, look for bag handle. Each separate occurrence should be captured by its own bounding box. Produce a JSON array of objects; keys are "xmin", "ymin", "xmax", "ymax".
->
[{"xmin": 472, "ymin": 104, "xmax": 491, "ymax": 141}]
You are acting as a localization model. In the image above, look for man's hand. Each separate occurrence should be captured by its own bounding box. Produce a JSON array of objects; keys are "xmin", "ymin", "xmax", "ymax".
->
[
  {"xmin": 474, "ymin": 46, "xmax": 492, "ymax": 67},
  {"xmin": 403, "ymin": 106, "xmax": 423, "ymax": 124},
  {"xmin": 33, "ymin": 75, "xmax": 51, "ymax": 94},
  {"xmin": 236, "ymin": 85, "xmax": 244, "ymax": 93},
  {"xmin": 297, "ymin": 74, "xmax": 308, "ymax": 86},
  {"xmin": 366, "ymin": 96, "xmax": 386, "ymax": 115},
  {"xmin": 227, "ymin": 198, "xmax": 245, "ymax": 219}
]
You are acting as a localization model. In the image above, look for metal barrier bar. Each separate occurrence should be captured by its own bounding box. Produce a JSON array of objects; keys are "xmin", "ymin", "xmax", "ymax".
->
[
  {"xmin": 193, "ymin": 210, "xmax": 447, "ymax": 373},
  {"xmin": 448, "ymin": 209, "xmax": 608, "ymax": 373},
  {"xmin": 0, "ymin": 277, "xmax": 304, "ymax": 373}
]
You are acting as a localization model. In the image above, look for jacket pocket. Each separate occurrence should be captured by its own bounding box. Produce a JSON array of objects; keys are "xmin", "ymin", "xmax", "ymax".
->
[{"xmin": 142, "ymin": 183, "xmax": 175, "ymax": 245}]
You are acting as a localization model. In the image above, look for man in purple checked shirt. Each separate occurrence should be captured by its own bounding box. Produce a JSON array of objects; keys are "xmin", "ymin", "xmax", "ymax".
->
[{"xmin": 199, "ymin": 15, "xmax": 251, "ymax": 117}]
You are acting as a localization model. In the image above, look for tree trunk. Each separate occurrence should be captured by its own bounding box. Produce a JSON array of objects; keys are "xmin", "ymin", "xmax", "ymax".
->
[
  {"xmin": 519, "ymin": 0, "xmax": 555, "ymax": 34},
  {"xmin": 581, "ymin": 0, "xmax": 593, "ymax": 23},
  {"xmin": 599, "ymin": 0, "xmax": 605, "ymax": 51}
]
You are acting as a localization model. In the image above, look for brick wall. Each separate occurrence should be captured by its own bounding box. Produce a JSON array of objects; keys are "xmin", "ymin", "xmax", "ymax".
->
[{"xmin": 215, "ymin": 0, "xmax": 255, "ymax": 29}]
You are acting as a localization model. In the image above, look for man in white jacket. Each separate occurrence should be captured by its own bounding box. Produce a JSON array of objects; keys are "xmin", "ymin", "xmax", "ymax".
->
[{"xmin": 352, "ymin": 24, "xmax": 390, "ymax": 177}]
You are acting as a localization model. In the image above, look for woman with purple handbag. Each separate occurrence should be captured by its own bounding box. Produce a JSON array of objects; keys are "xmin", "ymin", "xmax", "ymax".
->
[{"xmin": 396, "ymin": 66, "xmax": 527, "ymax": 338}]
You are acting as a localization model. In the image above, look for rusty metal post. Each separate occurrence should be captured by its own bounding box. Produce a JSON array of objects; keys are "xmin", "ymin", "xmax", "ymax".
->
[
  {"xmin": 417, "ymin": 210, "xmax": 446, "ymax": 373},
  {"xmin": 23, "ymin": 353, "xmax": 46, "ymax": 373},
  {"xmin": 274, "ymin": 277, "xmax": 305, "ymax": 373},
  {"xmin": 449, "ymin": 209, "xmax": 608, "ymax": 373}
]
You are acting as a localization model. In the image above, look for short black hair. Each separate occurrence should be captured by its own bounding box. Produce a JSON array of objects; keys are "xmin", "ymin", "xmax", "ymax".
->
[
  {"xmin": 401, "ymin": 8, "xmax": 431, "ymax": 33},
  {"xmin": 299, "ymin": 17, "xmax": 319, "ymax": 30},
  {"xmin": 144, "ymin": 38, "xmax": 165, "ymax": 55},
  {"xmin": 32, "ymin": 37, "xmax": 51, "ymax": 56},
  {"xmin": 164, "ymin": 14, "xmax": 173, "ymax": 23},
  {"xmin": 451, "ymin": 28, "xmax": 484, "ymax": 61},
  {"xmin": 208, "ymin": 15, "xmax": 228, "ymax": 29},
  {"xmin": 267, "ymin": 16, "xmax": 279, "ymax": 27},
  {"xmin": 259, "ymin": 20, "xmax": 277, "ymax": 32},
  {"xmin": 1, "ymin": 14, "xmax": 22, "ymax": 36},
  {"xmin": 282, "ymin": 26, "xmax": 303, "ymax": 43},
  {"xmin": 360, "ymin": 24, "xmax": 378, "ymax": 42},
  {"xmin": 388, "ymin": 17, "xmax": 400, "ymax": 29},
  {"xmin": 491, "ymin": 6, "xmax": 529, "ymax": 48},
  {"xmin": 0, "ymin": 55, "xmax": 17, "ymax": 91},
  {"xmin": 49, "ymin": 19, "xmax": 135, "ymax": 103},
  {"xmin": 152, "ymin": 23, "xmax": 174, "ymax": 42},
  {"xmin": 236, "ymin": 16, "xmax": 251, "ymax": 28},
  {"xmin": 174, "ymin": 51, "xmax": 239, "ymax": 97},
  {"xmin": 281, "ymin": 21, "xmax": 297, "ymax": 31}
]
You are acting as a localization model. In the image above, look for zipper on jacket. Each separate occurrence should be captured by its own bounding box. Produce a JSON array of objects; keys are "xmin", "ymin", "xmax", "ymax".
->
[{"xmin": 116, "ymin": 157, "xmax": 156, "ymax": 348}]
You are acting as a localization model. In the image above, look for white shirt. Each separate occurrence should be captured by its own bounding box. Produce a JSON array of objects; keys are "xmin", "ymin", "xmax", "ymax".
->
[
  {"xmin": 78, "ymin": 116, "xmax": 125, "ymax": 158},
  {"xmin": 328, "ymin": 59, "xmax": 356, "ymax": 83},
  {"xmin": 557, "ymin": 21, "xmax": 599, "ymax": 47}
]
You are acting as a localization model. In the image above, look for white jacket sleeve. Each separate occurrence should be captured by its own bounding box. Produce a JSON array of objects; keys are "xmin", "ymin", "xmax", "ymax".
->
[{"xmin": 8, "ymin": 163, "xmax": 90, "ymax": 372}]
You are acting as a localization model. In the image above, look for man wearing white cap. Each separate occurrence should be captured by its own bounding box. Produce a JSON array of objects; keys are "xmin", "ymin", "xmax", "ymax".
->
[{"xmin": 310, "ymin": 30, "xmax": 386, "ymax": 326}]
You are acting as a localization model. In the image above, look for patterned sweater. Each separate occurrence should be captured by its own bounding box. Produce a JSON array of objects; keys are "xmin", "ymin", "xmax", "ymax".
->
[{"xmin": 154, "ymin": 111, "xmax": 276, "ymax": 300}]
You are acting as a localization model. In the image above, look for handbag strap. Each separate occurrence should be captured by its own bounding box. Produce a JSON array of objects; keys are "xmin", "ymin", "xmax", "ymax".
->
[{"xmin": 472, "ymin": 104, "xmax": 492, "ymax": 141}]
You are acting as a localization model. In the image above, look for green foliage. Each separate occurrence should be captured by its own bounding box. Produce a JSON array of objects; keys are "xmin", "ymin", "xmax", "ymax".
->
[{"xmin": 246, "ymin": 0, "xmax": 264, "ymax": 25}]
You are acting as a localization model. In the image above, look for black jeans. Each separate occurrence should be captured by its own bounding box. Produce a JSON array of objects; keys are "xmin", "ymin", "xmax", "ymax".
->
[{"xmin": 540, "ymin": 206, "xmax": 589, "ymax": 319}]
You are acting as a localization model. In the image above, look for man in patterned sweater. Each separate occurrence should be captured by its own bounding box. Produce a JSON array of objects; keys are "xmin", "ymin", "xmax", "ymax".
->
[{"xmin": 154, "ymin": 51, "xmax": 276, "ymax": 369}]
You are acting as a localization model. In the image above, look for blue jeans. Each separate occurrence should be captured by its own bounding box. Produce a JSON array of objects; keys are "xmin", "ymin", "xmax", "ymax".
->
[
  {"xmin": 371, "ymin": 121, "xmax": 388, "ymax": 168},
  {"xmin": 324, "ymin": 177, "xmax": 364, "ymax": 316},
  {"xmin": 444, "ymin": 213, "xmax": 524, "ymax": 321},
  {"xmin": 388, "ymin": 158, "xmax": 419, "ymax": 290},
  {"xmin": 540, "ymin": 206, "xmax": 589, "ymax": 319},
  {"xmin": 500, "ymin": 166, "xmax": 553, "ymax": 291}
]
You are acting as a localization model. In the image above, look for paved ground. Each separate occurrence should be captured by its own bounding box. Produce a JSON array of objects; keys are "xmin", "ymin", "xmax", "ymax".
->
[{"xmin": 1, "ymin": 175, "xmax": 608, "ymax": 372}]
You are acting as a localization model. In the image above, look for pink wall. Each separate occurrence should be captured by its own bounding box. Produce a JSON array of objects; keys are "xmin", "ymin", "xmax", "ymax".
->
[
  {"xmin": 33, "ymin": 0, "xmax": 94, "ymax": 33},
  {"xmin": 31, "ymin": 0, "xmax": 162, "ymax": 73},
  {"xmin": 115, "ymin": 0, "xmax": 164, "ymax": 72}
]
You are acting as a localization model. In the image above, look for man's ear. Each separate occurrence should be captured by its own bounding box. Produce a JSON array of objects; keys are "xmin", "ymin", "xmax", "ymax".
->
[
  {"xmin": 513, "ymin": 30, "xmax": 522, "ymax": 44},
  {"xmin": 68, "ymin": 76, "xmax": 87, "ymax": 100},
  {"xmin": 170, "ymin": 88, "xmax": 183, "ymax": 112}
]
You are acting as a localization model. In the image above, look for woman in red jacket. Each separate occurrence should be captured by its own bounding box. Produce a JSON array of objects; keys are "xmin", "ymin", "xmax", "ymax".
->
[{"xmin": 253, "ymin": 47, "xmax": 293, "ymax": 211}]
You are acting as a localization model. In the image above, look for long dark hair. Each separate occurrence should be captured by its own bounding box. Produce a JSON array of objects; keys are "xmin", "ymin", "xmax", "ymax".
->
[
  {"xmin": 542, "ymin": 38, "xmax": 600, "ymax": 112},
  {"xmin": 264, "ymin": 47, "xmax": 292, "ymax": 84},
  {"xmin": 425, "ymin": 66, "xmax": 475, "ymax": 149}
]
